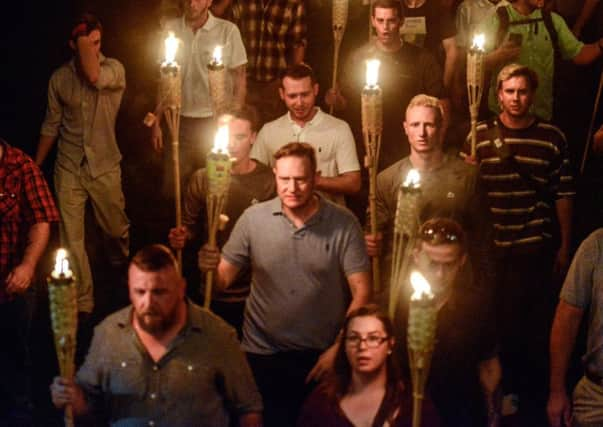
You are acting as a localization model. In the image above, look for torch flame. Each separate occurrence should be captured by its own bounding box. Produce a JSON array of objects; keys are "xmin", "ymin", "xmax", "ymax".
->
[
  {"xmin": 212, "ymin": 125, "xmax": 229, "ymax": 154},
  {"xmin": 471, "ymin": 33, "xmax": 485, "ymax": 51},
  {"xmin": 365, "ymin": 59, "xmax": 381, "ymax": 88},
  {"xmin": 53, "ymin": 248, "xmax": 73, "ymax": 278},
  {"xmin": 410, "ymin": 271, "xmax": 434, "ymax": 301},
  {"xmin": 164, "ymin": 32, "xmax": 179, "ymax": 65},
  {"xmin": 403, "ymin": 169, "xmax": 421, "ymax": 188},
  {"xmin": 212, "ymin": 45, "xmax": 223, "ymax": 65}
]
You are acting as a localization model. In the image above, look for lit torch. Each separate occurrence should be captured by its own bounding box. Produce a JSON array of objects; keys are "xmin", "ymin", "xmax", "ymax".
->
[
  {"xmin": 389, "ymin": 169, "xmax": 421, "ymax": 318},
  {"xmin": 330, "ymin": 0, "xmax": 349, "ymax": 114},
  {"xmin": 361, "ymin": 59, "xmax": 383, "ymax": 293},
  {"xmin": 467, "ymin": 33, "xmax": 485, "ymax": 158},
  {"xmin": 204, "ymin": 124, "xmax": 232, "ymax": 309},
  {"xmin": 48, "ymin": 249, "xmax": 78, "ymax": 427},
  {"xmin": 208, "ymin": 45, "xmax": 228, "ymax": 117},
  {"xmin": 408, "ymin": 271, "xmax": 437, "ymax": 427},
  {"xmin": 158, "ymin": 31, "xmax": 183, "ymax": 270}
]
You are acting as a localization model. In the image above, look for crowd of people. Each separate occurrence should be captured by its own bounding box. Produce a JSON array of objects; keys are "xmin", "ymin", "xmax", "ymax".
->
[{"xmin": 2, "ymin": 0, "xmax": 603, "ymax": 426}]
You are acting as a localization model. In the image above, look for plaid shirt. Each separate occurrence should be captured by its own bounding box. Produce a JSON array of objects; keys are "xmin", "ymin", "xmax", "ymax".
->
[
  {"xmin": 0, "ymin": 140, "xmax": 59, "ymax": 303},
  {"xmin": 232, "ymin": 0, "xmax": 307, "ymax": 82}
]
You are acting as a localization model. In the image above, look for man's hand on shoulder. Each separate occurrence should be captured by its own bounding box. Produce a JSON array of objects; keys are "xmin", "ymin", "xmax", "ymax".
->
[{"xmin": 305, "ymin": 343, "xmax": 338, "ymax": 384}]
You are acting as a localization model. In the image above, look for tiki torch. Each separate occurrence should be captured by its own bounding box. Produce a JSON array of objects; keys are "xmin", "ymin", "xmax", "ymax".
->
[
  {"xmin": 408, "ymin": 271, "xmax": 437, "ymax": 427},
  {"xmin": 466, "ymin": 33, "xmax": 485, "ymax": 158},
  {"xmin": 389, "ymin": 169, "xmax": 421, "ymax": 318},
  {"xmin": 208, "ymin": 45, "xmax": 228, "ymax": 118},
  {"xmin": 48, "ymin": 249, "xmax": 78, "ymax": 427},
  {"xmin": 159, "ymin": 31, "xmax": 183, "ymax": 270},
  {"xmin": 362, "ymin": 59, "xmax": 383, "ymax": 293},
  {"xmin": 203, "ymin": 124, "xmax": 232, "ymax": 309},
  {"xmin": 330, "ymin": 0, "xmax": 349, "ymax": 115}
]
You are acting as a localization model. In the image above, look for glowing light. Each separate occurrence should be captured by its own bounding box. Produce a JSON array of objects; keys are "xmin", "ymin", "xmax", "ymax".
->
[
  {"xmin": 403, "ymin": 169, "xmax": 421, "ymax": 188},
  {"xmin": 212, "ymin": 46, "xmax": 223, "ymax": 65},
  {"xmin": 164, "ymin": 32, "xmax": 179, "ymax": 65},
  {"xmin": 365, "ymin": 59, "xmax": 381, "ymax": 88},
  {"xmin": 410, "ymin": 271, "xmax": 434, "ymax": 301},
  {"xmin": 471, "ymin": 33, "xmax": 485, "ymax": 51},
  {"xmin": 212, "ymin": 125, "xmax": 229, "ymax": 154},
  {"xmin": 53, "ymin": 248, "xmax": 73, "ymax": 278}
]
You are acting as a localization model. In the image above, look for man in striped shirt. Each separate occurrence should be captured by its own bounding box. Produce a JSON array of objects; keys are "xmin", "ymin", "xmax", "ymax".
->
[{"xmin": 461, "ymin": 63, "xmax": 574, "ymax": 426}]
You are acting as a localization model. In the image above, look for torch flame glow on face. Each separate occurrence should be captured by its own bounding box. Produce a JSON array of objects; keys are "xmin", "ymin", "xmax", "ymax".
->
[
  {"xmin": 164, "ymin": 32, "xmax": 179, "ymax": 64},
  {"xmin": 403, "ymin": 169, "xmax": 421, "ymax": 188},
  {"xmin": 212, "ymin": 46, "xmax": 223, "ymax": 65},
  {"xmin": 471, "ymin": 33, "xmax": 485, "ymax": 51},
  {"xmin": 53, "ymin": 248, "xmax": 73, "ymax": 278},
  {"xmin": 410, "ymin": 271, "xmax": 434, "ymax": 301},
  {"xmin": 365, "ymin": 59, "xmax": 381, "ymax": 88},
  {"xmin": 212, "ymin": 125, "xmax": 229, "ymax": 154}
]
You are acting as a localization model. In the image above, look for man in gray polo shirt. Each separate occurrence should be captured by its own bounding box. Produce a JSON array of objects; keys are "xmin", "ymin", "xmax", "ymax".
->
[
  {"xmin": 548, "ymin": 228, "xmax": 603, "ymax": 427},
  {"xmin": 200, "ymin": 142, "xmax": 371, "ymax": 426}
]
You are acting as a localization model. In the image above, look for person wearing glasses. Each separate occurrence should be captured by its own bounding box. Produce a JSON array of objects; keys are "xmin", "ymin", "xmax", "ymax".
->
[
  {"xmin": 297, "ymin": 304, "xmax": 441, "ymax": 427},
  {"xmin": 365, "ymin": 94, "xmax": 494, "ymax": 301},
  {"xmin": 398, "ymin": 218, "xmax": 500, "ymax": 427}
]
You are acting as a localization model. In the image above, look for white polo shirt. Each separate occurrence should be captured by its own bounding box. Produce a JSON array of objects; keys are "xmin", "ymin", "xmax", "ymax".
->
[
  {"xmin": 251, "ymin": 108, "xmax": 360, "ymax": 206},
  {"xmin": 164, "ymin": 13, "xmax": 247, "ymax": 118}
]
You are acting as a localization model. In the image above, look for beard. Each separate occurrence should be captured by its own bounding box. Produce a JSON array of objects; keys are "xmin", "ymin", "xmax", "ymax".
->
[{"xmin": 135, "ymin": 308, "xmax": 178, "ymax": 335}]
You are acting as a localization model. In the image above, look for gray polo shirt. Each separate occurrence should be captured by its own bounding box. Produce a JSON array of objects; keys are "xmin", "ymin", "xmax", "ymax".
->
[
  {"xmin": 76, "ymin": 301, "xmax": 262, "ymax": 427},
  {"xmin": 222, "ymin": 196, "xmax": 370, "ymax": 354},
  {"xmin": 560, "ymin": 229, "xmax": 603, "ymax": 376},
  {"xmin": 40, "ymin": 54, "xmax": 125, "ymax": 178}
]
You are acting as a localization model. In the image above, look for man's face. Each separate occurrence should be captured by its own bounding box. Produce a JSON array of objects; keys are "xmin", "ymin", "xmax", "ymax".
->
[
  {"xmin": 279, "ymin": 77, "xmax": 318, "ymax": 124},
  {"xmin": 227, "ymin": 118, "xmax": 256, "ymax": 164},
  {"xmin": 71, "ymin": 29, "xmax": 101, "ymax": 59},
  {"xmin": 498, "ymin": 76, "xmax": 534, "ymax": 119},
  {"xmin": 404, "ymin": 106, "xmax": 442, "ymax": 155},
  {"xmin": 185, "ymin": 0, "xmax": 212, "ymax": 21},
  {"xmin": 413, "ymin": 242, "xmax": 466, "ymax": 297},
  {"xmin": 274, "ymin": 155, "xmax": 315, "ymax": 211},
  {"xmin": 128, "ymin": 264, "xmax": 185, "ymax": 335},
  {"xmin": 527, "ymin": 0, "xmax": 545, "ymax": 9},
  {"xmin": 372, "ymin": 7, "xmax": 402, "ymax": 47}
]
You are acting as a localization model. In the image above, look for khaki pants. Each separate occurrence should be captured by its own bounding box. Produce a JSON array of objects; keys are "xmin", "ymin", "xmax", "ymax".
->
[
  {"xmin": 573, "ymin": 376, "xmax": 603, "ymax": 427},
  {"xmin": 54, "ymin": 163, "xmax": 129, "ymax": 313}
]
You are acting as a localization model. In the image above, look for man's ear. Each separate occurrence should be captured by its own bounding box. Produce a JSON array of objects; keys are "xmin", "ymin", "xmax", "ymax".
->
[
  {"xmin": 312, "ymin": 83, "xmax": 319, "ymax": 97},
  {"xmin": 278, "ymin": 86, "xmax": 285, "ymax": 102},
  {"xmin": 249, "ymin": 131, "xmax": 257, "ymax": 146},
  {"xmin": 68, "ymin": 39, "xmax": 76, "ymax": 51}
]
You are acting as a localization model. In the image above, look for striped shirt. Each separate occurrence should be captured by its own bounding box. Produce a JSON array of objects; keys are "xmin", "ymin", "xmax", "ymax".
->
[
  {"xmin": 231, "ymin": 0, "xmax": 307, "ymax": 83},
  {"xmin": 461, "ymin": 118, "xmax": 575, "ymax": 249}
]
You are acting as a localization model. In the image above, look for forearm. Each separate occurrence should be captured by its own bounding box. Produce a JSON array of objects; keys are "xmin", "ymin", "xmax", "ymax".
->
[
  {"xmin": 315, "ymin": 172, "xmax": 361, "ymax": 196},
  {"xmin": 573, "ymin": 0, "xmax": 600, "ymax": 35},
  {"xmin": 555, "ymin": 197, "xmax": 573, "ymax": 249},
  {"xmin": 550, "ymin": 300, "xmax": 583, "ymax": 392},
  {"xmin": 231, "ymin": 65, "xmax": 247, "ymax": 108},
  {"xmin": 572, "ymin": 41, "xmax": 603, "ymax": 65},
  {"xmin": 479, "ymin": 356, "xmax": 502, "ymax": 396},
  {"xmin": 346, "ymin": 271, "xmax": 372, "ymax": 315},
  {"xmin": 290, "ymin": 44, "xmax": 305, "ymax": 65},
  {"xmin": 442, "ymin": 38, "xmax": 459, "ymax": 91},
  {"xmin": 21, "ymin": 223, "xmax": 51, "ymax": 270},
  {"xmin": 77, "ymin": 39, "xmax": 100, "ymax": 85},
  {"xmin": 36, "ymin": 135, "xmax": 57, "ymax": 165}
]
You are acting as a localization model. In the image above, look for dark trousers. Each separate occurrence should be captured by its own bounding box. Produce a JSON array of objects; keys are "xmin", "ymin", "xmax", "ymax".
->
[
  {"xmin": 246, "ymin": 350, "xmax": 321, "ymax": 427},
  {"xmin": 0, "ymin": 293, "xmax": 34, "ymax": 422},
  {"xmin": 495, "ymin": 247, "xmax": 557, "ymax": 427}
]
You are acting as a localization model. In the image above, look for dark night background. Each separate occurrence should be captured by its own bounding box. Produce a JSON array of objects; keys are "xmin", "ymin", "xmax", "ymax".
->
[{"xmin": 0, "ymin": 1, "xmax": 602, "ymax": 425}]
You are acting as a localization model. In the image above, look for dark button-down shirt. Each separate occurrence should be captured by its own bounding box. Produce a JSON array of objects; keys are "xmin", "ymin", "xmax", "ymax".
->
[
  {"xmin": 0, "ymin": 140, "xmax": 59, "ymax": 303},
  {"xmin": 40, "ymin": 54, "xmax": 125, "ymax": 178},
  {"xmin": 76, "ymin": 301, "xmax": 262, "ymax": 427}
]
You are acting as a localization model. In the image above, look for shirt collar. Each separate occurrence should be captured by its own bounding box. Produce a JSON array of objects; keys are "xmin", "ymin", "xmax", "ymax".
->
[
  {"xmin": 182, "ymin": 11, "xmax": 217, "ymax": 33},
  {"xmin": 270, "ymin": 194, "xmax": 327, "ymax": 226},
  {"xmin": 286, "ymin": 107, "xmax": 324, "ymax": 130}
]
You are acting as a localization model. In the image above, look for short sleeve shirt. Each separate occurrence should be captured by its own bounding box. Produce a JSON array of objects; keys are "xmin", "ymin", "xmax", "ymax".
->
[
  {"xmin": 164, "ymin": 13, "xmax": 247, "ymax": 118},
  {"xmin": 222, "ymin": 196, "xmax": 370, "ymax": 354}
]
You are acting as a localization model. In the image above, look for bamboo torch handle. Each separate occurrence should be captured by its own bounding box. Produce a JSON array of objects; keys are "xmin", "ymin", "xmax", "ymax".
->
[{"xmin": 369, "ymin": 165, "xmax": 380, "ymax": 292}]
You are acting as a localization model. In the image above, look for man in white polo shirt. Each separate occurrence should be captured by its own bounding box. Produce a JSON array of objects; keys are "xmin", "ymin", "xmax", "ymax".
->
[
  {"xmin": 250, "ymin": 63, "xmax": 361, "ymax": 206},
  {"xmin": 153, "ymin": 0, "xmax": 247, "ymax": 188}
]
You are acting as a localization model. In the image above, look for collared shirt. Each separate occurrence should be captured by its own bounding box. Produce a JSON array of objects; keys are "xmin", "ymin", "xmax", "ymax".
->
[
  {"xmin": 222, "ymin": 195, "xmax": 369, "ymax": 354},
  {"xmin": 0, "ymin": 140, "xmax": 59, "ymax": 303},
  {"xmin": 40, "ymin": 54, "xmax": 125, "ymax": 179},
  {"xmin": 164, "ymin": 13, "xmax": 247, "ymax": 118},
  {"xmin": 251, "ymin": 108, "xmax": 360, "ymax": 205},
  {"xmin": 76, "ymin": 301, "xmax": 262, "ymax": 427},
  {"xmin": 231, "ymin": 0, "xmax": 307, "ymax": 82}
]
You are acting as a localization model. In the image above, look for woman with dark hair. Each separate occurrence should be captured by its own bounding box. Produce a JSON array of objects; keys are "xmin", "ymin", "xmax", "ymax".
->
[{"xmin": 297, "ymin": 304, "xmax": 440, "ymax": 427}]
